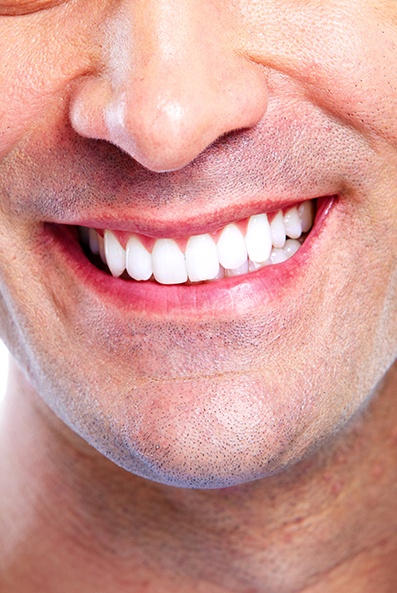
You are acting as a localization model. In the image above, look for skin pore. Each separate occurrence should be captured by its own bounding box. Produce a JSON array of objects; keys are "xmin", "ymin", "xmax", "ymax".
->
[{"xmin": 0, "ymin": 0, "xmax": 396, "ymax": 591}]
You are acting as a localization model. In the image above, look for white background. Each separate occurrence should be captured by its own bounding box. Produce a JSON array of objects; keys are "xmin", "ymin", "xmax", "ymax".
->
[{"xmin": 0, "ymin": 340, "xmax": 9, "ymax": 401}]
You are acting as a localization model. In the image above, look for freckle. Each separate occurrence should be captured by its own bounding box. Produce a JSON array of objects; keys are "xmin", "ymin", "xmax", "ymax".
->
[{"xmin": 293, "ymin": 516, "xmax": 304, "ymax": 524}]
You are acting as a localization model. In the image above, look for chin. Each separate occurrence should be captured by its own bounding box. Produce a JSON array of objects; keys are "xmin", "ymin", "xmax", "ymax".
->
[{"xmin": 64, "ymin": 372, "xmax": 358, "ymax": 490}]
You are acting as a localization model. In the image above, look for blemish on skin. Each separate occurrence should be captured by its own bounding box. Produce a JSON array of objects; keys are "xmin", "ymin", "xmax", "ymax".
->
[
  {"xmin": 330, "ymin": 480, "xmax": 344, "ymax": 496},
  {"xmin": 322, "ymin": 472, "xmax": 345, "ymax": 497}
]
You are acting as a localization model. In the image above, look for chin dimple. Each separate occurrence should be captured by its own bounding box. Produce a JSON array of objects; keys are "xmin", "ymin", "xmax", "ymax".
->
[{"xmin": 78, "ymin": 201, "xmax": 315, "ymax": 285}]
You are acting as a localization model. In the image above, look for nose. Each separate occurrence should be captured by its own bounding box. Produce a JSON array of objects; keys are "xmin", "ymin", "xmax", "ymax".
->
[{"xmin": 70, "ymin": 0, "xmax": 268, "ymax": 172}]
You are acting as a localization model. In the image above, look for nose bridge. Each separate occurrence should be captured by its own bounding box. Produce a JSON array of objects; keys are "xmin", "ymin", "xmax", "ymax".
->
[
  {"xmin": 106, "ymin": 0, "xmax": 198, "ymax": 78},
  {"xmin": 134, "ymin": 0, "xmax": 203, "ymax": 69},
  {"xmin": 122, "ymin": 0, "xmax": 219, "ymax": 127}
]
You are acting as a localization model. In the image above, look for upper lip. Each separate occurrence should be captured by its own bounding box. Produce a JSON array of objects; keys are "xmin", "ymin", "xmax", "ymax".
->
[{"xmin": 62, "ymin": 194, "xmax": 326, "ymax": 239}]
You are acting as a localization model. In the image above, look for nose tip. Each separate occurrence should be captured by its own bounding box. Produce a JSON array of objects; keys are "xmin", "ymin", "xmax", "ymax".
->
[
  {"xmin": 106, "ymin": 95, "xmax": 224, "ymax": 172},
  {"xmin": 101, "ymin": 63, "xmax": 268, "ymax": 172}
]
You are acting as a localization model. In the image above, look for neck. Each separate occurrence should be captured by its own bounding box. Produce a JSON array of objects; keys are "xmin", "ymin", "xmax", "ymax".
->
[{"xmin": 1, "ymin": 359, "xmax": 397, "ymax": 593}]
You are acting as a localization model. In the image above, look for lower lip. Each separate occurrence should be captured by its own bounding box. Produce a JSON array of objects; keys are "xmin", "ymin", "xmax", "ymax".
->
[{"xmin": 45, "ymin": 197, "xmax": 335, "ymax": 316}]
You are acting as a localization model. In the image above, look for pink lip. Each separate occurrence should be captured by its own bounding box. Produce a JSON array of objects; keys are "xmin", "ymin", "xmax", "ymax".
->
[
  {"xmin": 44, "ymin": 196, "xmax": 335, "ymax": 316},
  {"xmin": 61, "ymin": 195, "xmax": 329, "ymax": 239}
]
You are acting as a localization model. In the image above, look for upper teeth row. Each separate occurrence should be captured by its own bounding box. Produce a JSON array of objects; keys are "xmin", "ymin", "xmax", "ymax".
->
[{"xmin": 80, "ymin": 201, "xmax": 314, "ymax": 285}]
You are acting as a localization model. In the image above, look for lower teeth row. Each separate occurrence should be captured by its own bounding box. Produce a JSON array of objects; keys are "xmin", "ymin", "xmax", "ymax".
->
[{"xmin": 79, "ymin": 201, "xmax": 314, "ymax": 285}]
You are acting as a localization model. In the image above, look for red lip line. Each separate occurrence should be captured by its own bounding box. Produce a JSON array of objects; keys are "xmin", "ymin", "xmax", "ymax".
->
[
  {"xmin": 45, "ymin": 196, "xmax": 336, "ymax": 316},
  {"xmin": 64, "ymin": 195, "xmax": 333, "ymax": 239}
]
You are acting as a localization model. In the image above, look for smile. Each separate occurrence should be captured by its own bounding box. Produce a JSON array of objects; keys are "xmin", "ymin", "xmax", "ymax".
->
[{"xmin": 78, "ymin": 200, "xmax": 315, "ymax": 285}]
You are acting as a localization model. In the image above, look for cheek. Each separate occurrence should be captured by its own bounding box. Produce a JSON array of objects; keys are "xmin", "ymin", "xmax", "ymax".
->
[
  {"xmin": 240, "ymin": 0, "xmax": 397, "ymax": 147},
  {"xmin": 0, "ymin": 5, "xmax": 100, "ymax": 160}
]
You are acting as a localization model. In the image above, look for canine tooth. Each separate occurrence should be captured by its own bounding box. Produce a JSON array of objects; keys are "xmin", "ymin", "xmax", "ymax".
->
[
  {"xmin": 284, "ymin": 206, "xmax": 302, "ymax": 239},
  {"xmin": 185, "ymin": 234, "xmax": 219, "ymax": 282},
  {"xmin": 104, "ymin": 230, "xmax": 126, "ymax": 277},
  {"xmin": 298, "ymin": 201, "xmax": 314, "ymax": 233},
  {"xmin": 89, "ymin": 228, "xmax": 100, "ymax": 255},
  {"xmin": 152, "ymin": 239, "xmax": 188, "ymax": 285},
  {"xmin": 217, "ymin": 224, "xmax": 247, "ymax": 270},
  {"xmin": 270, "ymin": 211, "xmax": 286, "ymax": 248},
  {"xmin": 245, "ymin": 213, "xmax": 272, "ymax": 263},
  {"xmin": 126, "ymin": 236, "xmax": 152, "ymax": 281}
]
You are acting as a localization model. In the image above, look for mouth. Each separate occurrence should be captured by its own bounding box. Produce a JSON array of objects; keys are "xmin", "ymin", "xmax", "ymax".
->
[
  {"xmin": 77, "ymin": 199, "xmax": 318, "ymax": 286},
  {"xmin": 44, "ymin": 195, "xmax": 335, "ymax": 315}
]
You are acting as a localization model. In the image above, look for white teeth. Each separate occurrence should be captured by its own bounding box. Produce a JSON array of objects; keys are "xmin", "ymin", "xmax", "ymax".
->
[
  {"xmin": 245, "ymin": 213, "xmax": 272, "ymax": 264},
  {"xmin": 284, "ymin": 206, "xmax": 302, "ymax": 239},
  {"xmin": 217, "ymin": 224, "xmax": 247, "ymax": 270},
  {"xmin": 225, "ymin": 260, "xmax": 249, "ymax": 277},
  {"xmin": 88, "ymin": 228, "xmax": 100, "ymax": 255},
  {"xmin": 185, "ymin": 234, "xmax": 219, "ymax": 282},
  {"xmin": 249, "ymin": 260, "xmax": 265, "ymax": 272},
  {"xmin": 298, "ymin": 201, "xmax": 314, "ymax": 233},
  {"xmin": 270, "ymin": 211, "xmax": 286, "ymax": 248},
  {"xmin": 126, "ymin": 236, "xmax": 153, "ymax": 281},
  {"xmin": 151, "ymin": 239, "xmax": 188, "ymax": 285},
  {"xmin": 213, "ymin": 266, "xmax": 225, "ymax": 280},
  {"xmin": 104, "ymin": 230, "xmax": 126, "ymax": 277},
  {"xmin": 284, "ymin": 238, "xmax": 301, "ymax": 258},
  {"xmin": 270, "ymin": 239, "xmax": 301, "ymax": 264},
  {"xmin": 270, "ymin": 247, "xmax": 289, "ymax": 264},
  {"xmin": 81, "ymin": 200, "xmax": 315, "ymax": 285}
]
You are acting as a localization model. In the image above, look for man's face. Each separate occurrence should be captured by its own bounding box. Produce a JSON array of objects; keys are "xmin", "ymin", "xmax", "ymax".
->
[{"xmin": 0, "ymin": 0, "xmax": 396, "ymax": 488}]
